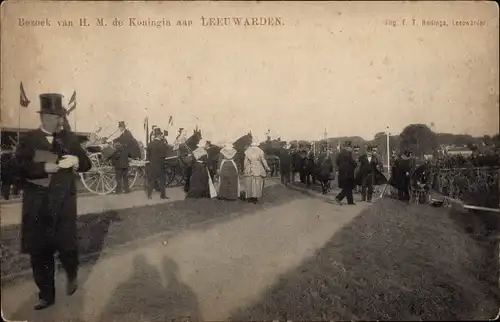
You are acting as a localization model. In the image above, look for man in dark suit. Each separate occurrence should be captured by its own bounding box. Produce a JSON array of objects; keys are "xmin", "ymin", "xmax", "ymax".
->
[
  {"xmin": 356, "ymin": 145, "xmax": 386, "ymax": 202},
  {"xmin": 1, "ymin": 144, "xmax": 15, "ymax": 200},
  {"xmin": 335, "ymin": 141, "xmax": 357, "ymax": 205},
  {"xmin": 15, "ymin": 93, "xmax": 92, "ymax": 310},
  {"xmin": 146, "ymin": 128, "xmax": 168, "ymax": 199},
  {"xmin": 278, "ymin": 143, "xmax": 293, "ymax": 184},
  {"xmin": 112, "ymin": 121, "xmax": 139, "ymax": 194}
]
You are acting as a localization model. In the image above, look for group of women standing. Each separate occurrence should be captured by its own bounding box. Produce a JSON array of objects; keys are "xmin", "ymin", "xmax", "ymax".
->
[{"xmin": 184, "ymin": 136, "xmax": 271, "ymax": 203}]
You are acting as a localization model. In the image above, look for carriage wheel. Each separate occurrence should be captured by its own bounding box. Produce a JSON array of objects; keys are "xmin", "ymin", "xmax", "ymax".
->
[
  {"xmin": 166, "ymin": 163, "xmax": 185, "ymax": 187},
  {"xmin": 80, "ymin": 152, "xmax": 117, "ymax": 195},
  {"xmin": 128, "ymin": 167, "xmax": 139, "ymax": 189}
]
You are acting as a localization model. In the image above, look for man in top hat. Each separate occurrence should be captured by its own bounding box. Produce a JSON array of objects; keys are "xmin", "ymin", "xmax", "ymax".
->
[
  {"xmin": 149, "ymin": 125, "xmax": 158, "ymax": 143},
  {"xmin": 112, "ymin": 121, "xmax": 140, "ymax": 194},
  {"xmin": 391, "ymin": 149, "xmax": 414, "ymax": 202},
  {"xmin": 355, "ymin": 144, "xmax": 386, "ymax": 202},
  {"xmin": 146, "ymin": 128, "xmax": 169, "ymax": 199},
  {"xmin": 15, "ymin": 93, "xmax": 92, "ymax": 310}
]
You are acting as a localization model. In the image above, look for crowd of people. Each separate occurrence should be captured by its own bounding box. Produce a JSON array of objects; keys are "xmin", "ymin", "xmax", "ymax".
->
[{"xmin": 2, "ymin": 91, "xmax": 498, "ymax": 313}]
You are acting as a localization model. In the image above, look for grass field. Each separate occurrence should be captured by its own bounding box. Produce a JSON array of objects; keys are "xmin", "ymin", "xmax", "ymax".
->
[{"xmin": 231, "ymin": 198, "xmax": 499, "ymax": 321}]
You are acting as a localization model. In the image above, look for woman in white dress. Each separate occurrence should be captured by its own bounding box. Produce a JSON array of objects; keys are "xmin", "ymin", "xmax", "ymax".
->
[{"xmin": 243, "ymin": 136, "xmax": 271, "ymax": 203}]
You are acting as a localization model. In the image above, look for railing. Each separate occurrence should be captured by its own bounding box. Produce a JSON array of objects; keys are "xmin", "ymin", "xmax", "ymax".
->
[{"xmin": 430, "ymin": 166, "xmax": 499, "ymax": 209}]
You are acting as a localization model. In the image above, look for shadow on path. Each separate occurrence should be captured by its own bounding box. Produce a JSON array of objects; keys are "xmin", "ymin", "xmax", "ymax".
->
[
  {"xmin": 5, "ymin": 212, "xmax": 120, "ymax": 321},
  {"xmin": 98, "ymin": 254, "xmax": 200, "ymax": 321},
  {"xmin": 231, "ymin": 198, "xmax": 498, "ymax": 321},
  {"xmin": 2, "ymin": 184, "xmax": 299, "ymax": 281}
]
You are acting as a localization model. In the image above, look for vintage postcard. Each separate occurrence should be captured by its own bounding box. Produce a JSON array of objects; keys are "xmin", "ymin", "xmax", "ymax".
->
[{"xmin": 1, "ymin": 1, "xmax": 499, "ymax": 321}]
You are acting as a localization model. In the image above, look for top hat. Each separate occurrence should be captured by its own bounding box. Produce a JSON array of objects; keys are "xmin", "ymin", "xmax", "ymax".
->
[
  {"xmin": 118, "ymin": 121, "xmax": 126, "ymax": 127},
  {"xmin": 37, "ymin": 93, "xmax": 66, "ymax": 116},
  {"xmin": 153, "ymin": 127, "xmax": 162, "ymax": 136}
]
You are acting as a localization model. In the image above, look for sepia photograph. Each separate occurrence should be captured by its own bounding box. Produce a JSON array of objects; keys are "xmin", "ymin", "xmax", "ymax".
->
[{"xmin": 0, "ymin": 0, "xmax": 499, "ymax": 321}]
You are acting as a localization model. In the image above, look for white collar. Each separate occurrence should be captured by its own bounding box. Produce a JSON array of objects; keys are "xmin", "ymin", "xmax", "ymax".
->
[{"xmin": 40, "ymin": 127, "xmax": 53, "ymax": 135}]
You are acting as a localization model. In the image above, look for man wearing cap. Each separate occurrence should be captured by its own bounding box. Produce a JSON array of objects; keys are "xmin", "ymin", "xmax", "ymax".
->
[
  {"xmin": 15, "ymin": 93, "xmax": 92, "ymax": 310},
  {"xmin": 146, "ymin": 128, "xmax": 168, "ymax": 199}
]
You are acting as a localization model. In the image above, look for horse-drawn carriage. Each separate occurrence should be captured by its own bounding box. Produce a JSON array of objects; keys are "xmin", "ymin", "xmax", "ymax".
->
[
  {"xmin": 79, "ymin": 141, "xmax": 148, "ymax": 195},
  {"xmin": 78, "ymin": 129, "xmax": 202, "ymax": 195}
]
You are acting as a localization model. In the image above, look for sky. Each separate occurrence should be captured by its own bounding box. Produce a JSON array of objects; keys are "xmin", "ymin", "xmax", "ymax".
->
[{"xmin": 1, "ymin": 1, "xmax": 498, "ymax": 145}]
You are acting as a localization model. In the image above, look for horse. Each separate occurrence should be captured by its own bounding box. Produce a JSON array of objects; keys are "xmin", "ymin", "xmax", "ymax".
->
[
  {"xmin": 175, "ymin": 128, "xmax": 202, "ymax": 164},
  {"xmin": 309, "ymin": 150, "xmax": 336, "ymax": 194},
  {"xmin": 233, "ymin": 132, "xmax": 252, "ymax": 173}
]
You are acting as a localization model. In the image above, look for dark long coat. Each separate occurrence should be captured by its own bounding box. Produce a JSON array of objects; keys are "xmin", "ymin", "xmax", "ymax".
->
[
  {"xmin": 390, "ymin": 157, "xmax": 413, "ymax": 190},
  {"xmin": 186, "ymin": 158, "xmax": 211, "ymax": 199},
  {"xmin": 317, "ymin": 152, "xmax": 335, "ymax": 181},
  {"xmin": 16, "ymin": 129, "xmax": 92, "ymax": 254},
  {"xmin": 146, "ymin": 139, "xmax": 168, "ymax": 180},
  {"xmin": 113, "ymin": 129, "xmax": 141, "ymax": 162},
  {"xmin": 278, "ymin": 148, "xmax": 292, "ymax": 173},
  {"xmin": 336, "ymin": 150, "xmax": 357, "ymax": 189},
  {"xmin": 355, "ymin": 154, "xmax": 387, "ymax": 186}
]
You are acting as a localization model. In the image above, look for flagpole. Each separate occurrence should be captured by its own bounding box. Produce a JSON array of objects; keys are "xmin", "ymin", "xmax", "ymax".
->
[
  {"xmin": 74, "ymin": 107, "xmax": 77, "ymax": 132},
  {"xmin": 17, "ymin": 102, "xmax": 21, "ymax": 144}
]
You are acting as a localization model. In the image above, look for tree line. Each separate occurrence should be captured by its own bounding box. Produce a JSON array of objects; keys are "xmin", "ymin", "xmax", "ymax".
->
[{"xmin": 258, "ymin": 124, "xmax": 500, "ymax": 158}]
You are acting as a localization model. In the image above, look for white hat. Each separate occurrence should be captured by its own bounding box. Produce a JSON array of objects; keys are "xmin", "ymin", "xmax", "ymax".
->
[{"xmin": 251, "ymin": 135, "xmax": 260, "ymax": 146}]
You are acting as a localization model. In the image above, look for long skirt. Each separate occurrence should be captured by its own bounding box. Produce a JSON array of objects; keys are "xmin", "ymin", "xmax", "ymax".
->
[
  {"xmin": 186, "ymin": 163, "xmax": 210, "ymax": 199},
  {"xmin": 218, "ymin": 161, "xmax": 240, "ymax": 200},
  {"xmin": 243, "ymin": 176, "xmax": 265, "ymax": 199}
]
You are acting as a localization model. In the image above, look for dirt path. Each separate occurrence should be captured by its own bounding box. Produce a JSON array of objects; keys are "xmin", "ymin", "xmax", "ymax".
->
[{"xmin": 2, "ymin": 196, "xmax": 368, "ymax": 321}]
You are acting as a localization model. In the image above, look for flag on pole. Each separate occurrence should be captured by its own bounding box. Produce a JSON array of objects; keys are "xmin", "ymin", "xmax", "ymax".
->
[
  {"xmin": 168, "ymin": 116, "xmax": 173, "ymax": 126},
  {"xmin": 20, "ymin": 82, "xmax": 30, "ymax": 107},
  {"xmin": 67, "ymin": 91, "xmax": 76, "ymax": 114}
]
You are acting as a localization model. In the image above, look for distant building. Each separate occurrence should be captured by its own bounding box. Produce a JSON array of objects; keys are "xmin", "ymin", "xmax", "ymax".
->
[{"xmin": 444, "ymin": 145, "xmax": 473, "ymax": 156}]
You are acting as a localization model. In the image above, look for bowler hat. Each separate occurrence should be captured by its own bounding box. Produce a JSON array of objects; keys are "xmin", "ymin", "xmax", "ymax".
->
[{"xmin": 37, "ymin": 93, "xmax": 66, "ymax": 116}]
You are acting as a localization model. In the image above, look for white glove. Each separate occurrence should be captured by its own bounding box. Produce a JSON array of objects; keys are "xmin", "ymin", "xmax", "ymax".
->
[{"xmin": 58, "ymin": 155, "xmax": 79, "ymax": 169}]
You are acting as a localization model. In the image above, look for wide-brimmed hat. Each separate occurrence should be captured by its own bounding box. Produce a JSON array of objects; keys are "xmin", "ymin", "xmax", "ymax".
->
[{"xmin": 37, "ymin": 93, "xmax": 66, "ymax": 116}]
